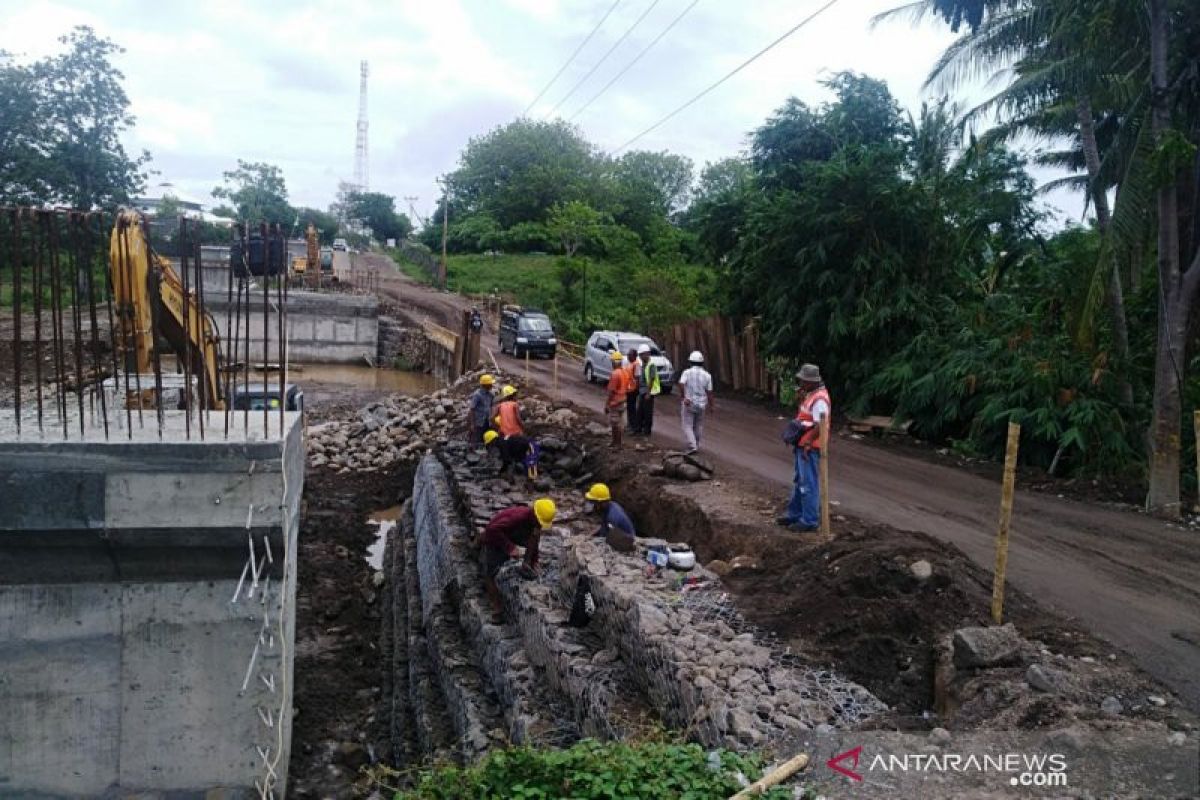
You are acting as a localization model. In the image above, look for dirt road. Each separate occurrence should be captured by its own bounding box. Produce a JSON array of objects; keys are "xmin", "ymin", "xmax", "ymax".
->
[{"xmin": 368, "ymin": 251, "xmax": 1200, "ymax": 713}]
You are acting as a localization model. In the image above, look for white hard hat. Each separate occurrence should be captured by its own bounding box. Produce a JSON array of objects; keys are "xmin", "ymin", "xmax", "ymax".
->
[
  {"xmin": 637, "ymin": 344, "xmax": 651, "ymax": 354},
  {"xmin": 689, "ymin": 350, "xmax": 704, "ymax": 363}
]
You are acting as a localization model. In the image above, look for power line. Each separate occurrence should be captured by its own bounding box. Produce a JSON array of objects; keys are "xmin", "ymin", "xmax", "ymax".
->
[
  {"xmin": 610, "ymin": 0, "xmax": 843, "ymax": 153},
  {"xmin": 523, "ymin": 0, "xmax": 623, "ymax": 115},
  {"xmin": 569, "ymin": 0, "xmax": 701, "ymax": 123},
  {"xmin": 545, "ymin": 0, "xmax": 662, "ymax": 119}
]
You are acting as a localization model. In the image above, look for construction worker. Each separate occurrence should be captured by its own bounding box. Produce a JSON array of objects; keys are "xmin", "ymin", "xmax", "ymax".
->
[
  {"xmin": 633, "ymin": 344, "xmax": 661, "ymax": 436},
  {"xmin": 584, "ymin": 483, "xmax": 636, "ymax": 552},
  {"xmin": 478, "ymin": 498, "xmax": 556, "ymax": 624},
  {"xmin": 494, "ymin": 384, "xmax": 524, "ymax": 437},
  {"xmin": 777, "ymin": 363, "xmax": 831, "ymax": 532},
  {"xmin": 483, "ymin": 430, "xmax": 541, "ymax": 481},
  {"xmin": 677, "ymin": 350, "xmax": 714, "ymax": 454},
  {"xmin": 624, "ymin": 348, "xmax": 640, "ymax": 430},
  {"xmin": 604, "ymin": 351, "xmax": 629, "ymax": 448},
  {"xmin": 466, "ymin": 374, "xmax": 496, "ymax": 444}
]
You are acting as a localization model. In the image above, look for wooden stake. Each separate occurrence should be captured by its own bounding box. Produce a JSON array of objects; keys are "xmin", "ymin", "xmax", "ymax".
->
[
  {"xmin": 991, "ymin": 421, "xmax": 1021, "ymax": 624},
  {"xmin": 553, "ymin": 351, "xmax": 559, "ymax": 400},
  {"xmin": 1193, "ymin": 411, "xmax": 1200, "ymax": 511},
  {"xmin": 729, "ymin": 753, "xmax": 810, "ymax": 799},
  {"xmin": 524, "ymin": 347, "xmax": 530, "ymax": 383},
  {"xmin": 819, "ymin": 422, "xmax": 831, "ymax": 539}
]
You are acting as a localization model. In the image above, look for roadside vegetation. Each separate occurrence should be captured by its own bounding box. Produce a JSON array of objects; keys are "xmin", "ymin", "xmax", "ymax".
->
[
  {"xmin": 393, "ymin": 0, "xmax": 1200, "ymax": 509},
  {"xmin": 388, "ymin": 739, "xmax": 793, "ymax": 800}
]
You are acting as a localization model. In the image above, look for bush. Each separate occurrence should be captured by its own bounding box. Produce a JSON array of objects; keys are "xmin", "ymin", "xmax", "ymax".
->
[{"xmin": 392, "ymin": 739, "xmax": 794, "ymax": 800}]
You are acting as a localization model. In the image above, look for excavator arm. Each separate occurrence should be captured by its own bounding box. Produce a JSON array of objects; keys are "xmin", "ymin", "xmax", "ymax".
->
[{"xmin": 109, "ymin": 210, "xmax": 226, "ymax": 410}]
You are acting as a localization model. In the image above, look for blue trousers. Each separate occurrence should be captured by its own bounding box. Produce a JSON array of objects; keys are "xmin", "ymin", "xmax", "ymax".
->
[{"xmin": 785, "ymin": 448, "xmax": 820, "ymax": 528}]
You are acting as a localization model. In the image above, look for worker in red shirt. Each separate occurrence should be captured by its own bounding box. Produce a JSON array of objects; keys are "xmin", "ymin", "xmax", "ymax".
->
[
  {"xmin": 604, "ymin": 351, "xmax": 629, "ymax": 449},
  {"xmin": 477, "ymin": 498, "xmax": 556, "ymax": 624}
]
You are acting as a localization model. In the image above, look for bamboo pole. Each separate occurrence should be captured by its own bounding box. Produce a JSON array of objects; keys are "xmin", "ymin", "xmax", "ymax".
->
[
  {"xmin": 991, "ymin": 421, "xmax": 1022, "ymax": 624},
  {"xmin": 729, "ymin": 753, "xmax": 810, "ymax": 799},
  {"xmin": 819, "ymin": 421, "xmax": 832, "ymax": 539}
]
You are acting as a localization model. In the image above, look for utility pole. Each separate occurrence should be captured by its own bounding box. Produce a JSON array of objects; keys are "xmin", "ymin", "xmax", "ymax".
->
[{"xmin": 438, "ymin": 181, "xmax": 448, "ymax": 290}]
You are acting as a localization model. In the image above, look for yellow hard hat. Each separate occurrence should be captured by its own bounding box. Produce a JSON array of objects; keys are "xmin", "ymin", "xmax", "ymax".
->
[
  {"xmin": 532, "ymin": 498, "xmax": 556, "ymax": 529},
  {"xmin": 584, "ymin": 483, "xmax": 611, "ymax": 502},
  {"xmin": 610, "ymin": 351, "xmax": 624, "ymax": 363},
  {"xmin": 483, "ymin": 430, "xmax": 499, "ymax": 445},
  {"xmin": 480, "ymin": 374, "xmax": 495, "ymax": 386},
  {"xmin": 501, "ymin": 384, "xmax": 517, "ymax": 398}
]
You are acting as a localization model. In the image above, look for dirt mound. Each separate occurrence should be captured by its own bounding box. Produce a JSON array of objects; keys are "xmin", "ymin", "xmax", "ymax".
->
[{"xmin": 289, "ymin": 462, "xmax": 414, "ymax": 798}]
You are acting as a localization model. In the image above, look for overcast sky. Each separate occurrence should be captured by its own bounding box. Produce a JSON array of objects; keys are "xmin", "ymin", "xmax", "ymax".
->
[{"xmin": 1, "ymin": 0, "xmax": 1085, "ymax": 225}]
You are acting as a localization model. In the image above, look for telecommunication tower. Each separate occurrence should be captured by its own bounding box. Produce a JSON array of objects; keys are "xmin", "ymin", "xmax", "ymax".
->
[{"xmin": 353, "ymin": 60, "xmax": 369, "ymax": 192}]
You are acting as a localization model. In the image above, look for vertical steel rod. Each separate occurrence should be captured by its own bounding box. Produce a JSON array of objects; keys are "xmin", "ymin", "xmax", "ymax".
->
[
  {"xmin": 101, "ymin": 214, "xmax": 126, "ymax": 437},
  {"xmin": 225, "ymin": 228, "xmax": 235, "ymax": 439},
  {"xmin": 9, "ymin": 210, "xmax": 23, "ymax": 436},
  {"xmin": 32, "ymin": 211, "xmax": 45, "ymax": 435},
  {"xmin": 242, "ymin": 225, "xmax": 251, "ymax": 437},
  {"xmin": 261, "ymin": 223, "xmax": 269, "ymax": 438},
  {"xmin": 119, "ymin": 223, "xmax": 145, "ymax": 430},
  {"xmin": 147, "ymin": 246, "xmax": 165, "ymax": 440},
  {"xmin": 67, "ymin": 213, "xmax": 87, "ymax": 437},
  {"xmin": 86, "ymin": 212, "xmax": 110, "ymax": 439},
  {"xmin": 180, "ymin": 217, "xmax": 193, "ymax": 441},
  {"xmin": 193, "ymin": 228, "xmax": 208, "ymax": 440},
  {"xmin": 276, "ymin": 224, "xmax": 285, "ymax": 437},
  {"xmin": 47, "ymin": 213, "xmax": 69, "ymax": 436}
]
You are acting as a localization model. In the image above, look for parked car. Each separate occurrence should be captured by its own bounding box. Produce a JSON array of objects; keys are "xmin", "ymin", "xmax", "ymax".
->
[
  {"xmin": 583, "ymin": 331, "xmax": 674, "ymax": 392},
  {"xmin": 332, "ymin": 238, "xmax": 348, "ymax": 251},
  {"xmin": 499, "ymin": 306, "xmax": 558, "ymax": 358}
]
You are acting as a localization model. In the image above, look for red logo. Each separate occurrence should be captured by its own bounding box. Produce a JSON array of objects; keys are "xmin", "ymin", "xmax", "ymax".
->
[{"xmin": 827, "ymin": 746, "xmax": 864, "ymax": 782}]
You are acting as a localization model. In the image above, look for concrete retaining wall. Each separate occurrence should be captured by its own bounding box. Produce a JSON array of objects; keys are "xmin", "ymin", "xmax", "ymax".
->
[
  {"xmin": 0, "ymin": 412, "xmax": 304, "ymax": 798},
  {"xmin": 207, "ymin": 291, "xmax": 378, "ymax": 364}
]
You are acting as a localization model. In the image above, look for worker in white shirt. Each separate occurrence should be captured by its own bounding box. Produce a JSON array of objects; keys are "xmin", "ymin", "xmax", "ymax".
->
[{"xmin": 676, "ymin": 350, "xmax": 714, "ymax": 454}]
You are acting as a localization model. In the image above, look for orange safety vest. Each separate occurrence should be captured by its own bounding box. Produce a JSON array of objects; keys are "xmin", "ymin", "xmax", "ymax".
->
[
  {"xmin": 795, "ymin": 386, "xmax": 831, "ymax": 450},
  {"xmin": 496, "ymin": 400, "xmax": 523, "ymax": 437}
]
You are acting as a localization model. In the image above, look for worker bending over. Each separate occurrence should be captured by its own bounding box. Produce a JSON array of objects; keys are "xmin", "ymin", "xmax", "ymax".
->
[
  {"xmin": 466, "ymin": 374, "xmax": 496, "ymax": 444},
  {"xmin": 584, "ymin": 483, "xmax": 635, "ymax": 552},
  {"xmin": 483, "ymin": 430, "xmax": 541, "ymax": 481},
  {"xmin": 478, "ymin": 498, "xmax": 556, "ymax": 624},
  {"xmin": 604, "ymin": 351, "xmax": 629, "ymax": 449}
]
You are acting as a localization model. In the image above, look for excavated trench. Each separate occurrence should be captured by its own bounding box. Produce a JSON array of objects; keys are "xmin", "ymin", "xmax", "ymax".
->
[{"xmin": 375, "ymin": 440, "xmax": 884, "ymax": 779}]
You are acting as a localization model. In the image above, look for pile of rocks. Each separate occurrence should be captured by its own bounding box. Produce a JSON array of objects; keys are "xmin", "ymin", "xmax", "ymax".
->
[
  {"xmin": 377, "ymin": 316, "xmax": 430, "ymax": 369},
  {"xmin": 306, "ymin": 372, "xmax": 591, "ymax": 474}
]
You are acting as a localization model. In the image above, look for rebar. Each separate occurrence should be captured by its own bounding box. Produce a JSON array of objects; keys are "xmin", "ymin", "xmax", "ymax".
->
[
  {"xmin": 261, "ymin": 223, "xmax": 269, "ymax": 438},
  {"xmin": 32, "ymin": 210, "xmax": 44, "ymax": 434},
  {"xmin": 181, "ymin": 217, "xmax": 193, "ymax": 441},
  {"xmin": 8, "ymin": 209, "xmax": 23, "ymax": 435}
]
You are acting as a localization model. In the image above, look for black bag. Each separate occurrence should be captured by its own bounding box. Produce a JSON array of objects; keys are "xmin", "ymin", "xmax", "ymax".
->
[
  {"xmin": 781, "ymin": 418, "xmax": 805, "ymax": 447},
  {"xmin": 568, "ymin": 575, "xmax": 596, "ymax": 627}
]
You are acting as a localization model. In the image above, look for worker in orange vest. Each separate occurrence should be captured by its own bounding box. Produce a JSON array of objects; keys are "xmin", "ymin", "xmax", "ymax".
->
[
  {"xmin": 493, "ymin": 384, "xmax": 524, "ymax": 437},
  {"xmin": 603, "ymin": 351, "xmax": 628, "ymax": 449},
  {"xmin": 777, "ymin": 363, "xmax": 831, "ymax": 532}
]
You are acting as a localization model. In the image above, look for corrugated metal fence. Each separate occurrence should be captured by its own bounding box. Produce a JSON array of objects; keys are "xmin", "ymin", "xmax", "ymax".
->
[{"xmin": 655, "ymin": 315, "xmax": 780, "ymax": 397}]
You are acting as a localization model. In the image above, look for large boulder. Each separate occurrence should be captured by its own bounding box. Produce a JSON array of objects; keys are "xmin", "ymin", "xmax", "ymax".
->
[{"xmin": 952, "ymin": 623, "xmax": 1024, "ymax": 669}]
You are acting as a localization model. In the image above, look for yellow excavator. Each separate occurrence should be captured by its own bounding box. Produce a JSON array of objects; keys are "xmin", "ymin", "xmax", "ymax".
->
[
  {"xmin": 109, "ymin": 210, "xmax": 227, "ymax": 410},
  {"xmin": 108, "ymin": 211, "xmax": 302, "ymax": 413}
]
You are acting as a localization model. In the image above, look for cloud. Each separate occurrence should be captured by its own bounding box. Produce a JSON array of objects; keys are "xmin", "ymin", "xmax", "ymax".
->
[{"xmin": 0, "ymin": 0, "xmax": 1084, "ymax": 222}]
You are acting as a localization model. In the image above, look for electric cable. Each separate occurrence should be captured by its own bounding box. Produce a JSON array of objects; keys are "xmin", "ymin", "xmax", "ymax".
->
[
  {"xmin": 610, "ymin": 0, "xmax": 843, "ymax": 153},
  {"xmin": 568, "ymin": 0, "xmax": 701, "ymax": 122},
  {"xmin": 524, "ymin": 0, "xmax": 623, "ymax": 115},
  {"xmin": 546, "ymin": 0, "xmax": 662, "ymax": 119}
]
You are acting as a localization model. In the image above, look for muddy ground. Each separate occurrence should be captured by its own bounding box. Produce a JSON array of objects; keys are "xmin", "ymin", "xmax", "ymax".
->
[{"xmin": 288, "ymin": 462, "xmax": 413, "ymax": 799}]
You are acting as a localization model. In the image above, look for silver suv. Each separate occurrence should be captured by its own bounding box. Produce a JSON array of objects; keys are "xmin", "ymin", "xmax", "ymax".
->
[{"xmin": 583, "ymin": 331, "xmax": 674, "ymax": 392}]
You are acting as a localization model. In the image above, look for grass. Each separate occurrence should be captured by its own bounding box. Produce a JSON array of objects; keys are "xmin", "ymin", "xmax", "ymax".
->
[{"xmin": 388, "ymin": 249, "xmax": 717, "ymax": 344}]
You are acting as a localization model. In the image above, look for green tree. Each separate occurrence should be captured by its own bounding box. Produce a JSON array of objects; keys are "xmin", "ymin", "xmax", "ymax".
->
[
  {"xmin": 547, "ymin": 200, "xmax": 605, "ymax": 257},
  {"xmin": 346, "ymin": 191, "xmax": 412, "ymax": 242},
  {"xmin": 448, "ymin": 118, "xmax": 603, "ymax": 228},
  {"xmin": 293, "ymin": 206, "xmax": 340, "ymax": 245},
  {"xmin": 211, "ymin": 160, "xmax": 293, "ymax": 224},
  {"xmin": 610, "ymin": 150, "xmax": 694, "ymax": 247},
  {"xmin": 0, "ymin": 27, "xmax": 149, "ymax": 209}
]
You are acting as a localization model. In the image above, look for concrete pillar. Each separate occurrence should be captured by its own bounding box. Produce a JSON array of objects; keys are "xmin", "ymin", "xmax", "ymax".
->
[{"xmin": 0, "ymin": 412, "xmax": 304, "ymax": 798}]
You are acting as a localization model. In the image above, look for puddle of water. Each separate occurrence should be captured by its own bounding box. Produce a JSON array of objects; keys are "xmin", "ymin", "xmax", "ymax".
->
[
  {"xmin": 263, "ymin": 363, "xmax": 439, "ymax": 395},
  {"xmin": 366, "ymin": 505, "xmax": 403, "ymax": 570}
]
